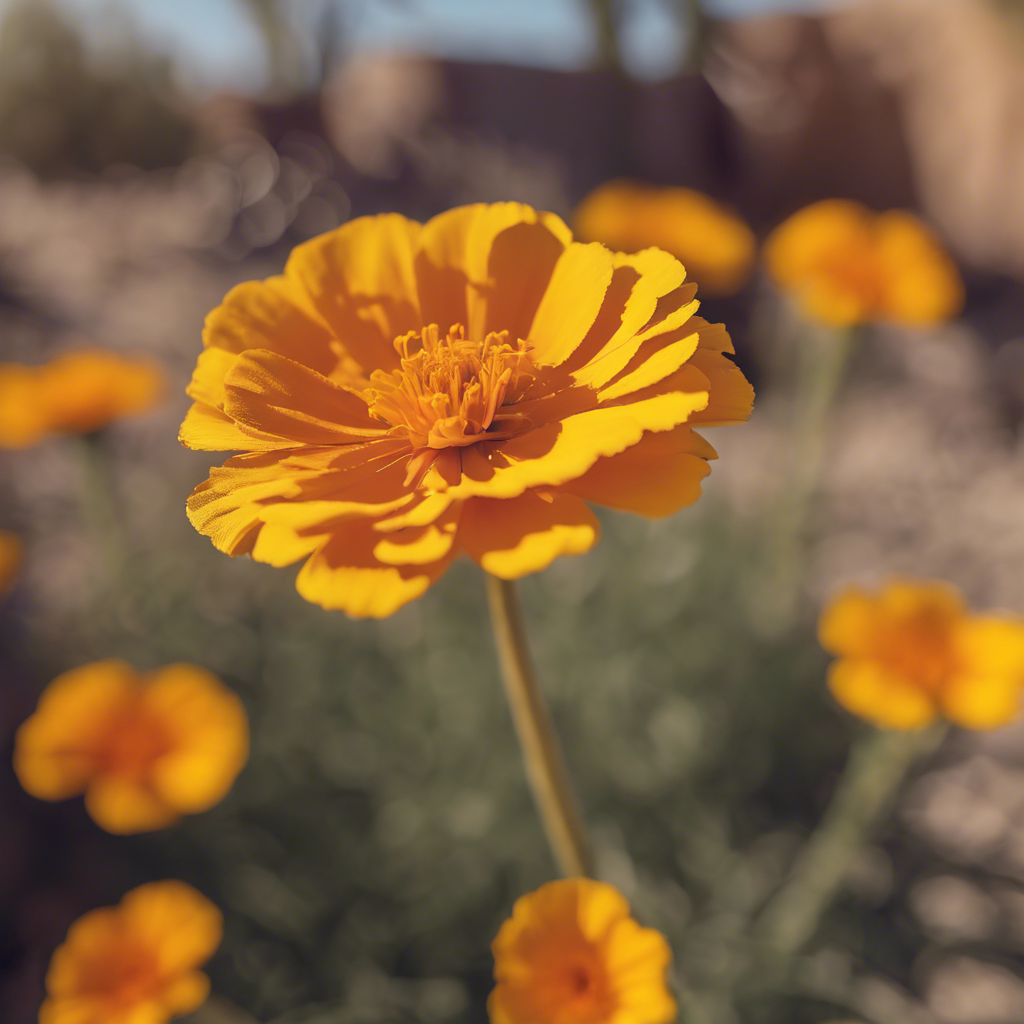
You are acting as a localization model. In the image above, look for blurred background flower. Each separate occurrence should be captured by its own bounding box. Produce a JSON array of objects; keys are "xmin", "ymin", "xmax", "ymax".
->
[
  {"xmin": 0, "ymin": 350, "xmax": 164, "ymax": 448},
  {"xmin": 820, "ymin": 579, "xmax": 1024, "ymax": 730},
  {"xmin": 574, "ymin": 181, "xmax": 756, "ymax": 296},
  {"xmin": 763, "ymin": 199, "xmax": 964, "ymax": 327},
  {"xmin": 14, "ymin": 660, "xmax": 248, "ymax": 834},
  {"xmin": 40, "ymin": 880, "xmax": 221, "ymax": 1024},
  {"xmin": 489, "ymin": 878, "xmax": 675, "ymax": 1024}
]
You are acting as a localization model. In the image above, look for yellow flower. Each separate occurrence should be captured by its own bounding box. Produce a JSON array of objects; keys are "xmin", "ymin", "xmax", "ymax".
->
[
  {"xmin": 819, "ymin": 579, "xmax": 1024, "ymax": 730},
  {"xmin": 489, "ymin": 878, "xmax": 676, "ymax": 1024},
  {"xmin": 764, "ymin": 200, "xmax": 964, "ymax": 327},
  {"xmin": 0, "ymin": 349, "xmax": 164, "ymax": 448},
  {"xmin": 14, "ymin": 660, "xmax": 248, "ymax": 834},
  {"xmin": 41, "ymin": 880, "xmax": 222, "ymax": 1024},
  {"xmin": 574, "ymin": 180, "xmax": 755, "ymax": 296},
  {"xmin": 0, "ymin": 529, "xmax": 23, "ymax": 594},
  {"xmin": 180, "ymin": 203, "xmax": 753, "ymax": 618}
]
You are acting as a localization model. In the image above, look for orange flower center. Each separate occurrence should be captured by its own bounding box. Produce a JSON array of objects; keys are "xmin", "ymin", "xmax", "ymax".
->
[
  {"xmin": 365, "ymin": 324, "xmax": 534, "ymax": 450},
  {"xmin": 98, "ymin": 701, "xmax": 174, "ymax": 778},
  {"xmin": 533, "ymin": 950, "xmax": 615, "ymax": 1023},
  {"xmin": 80, "ymin": 938, "xmax": 163, "ymax": 1008},
  {"xmin": 874, "ymin": 613, "xmax": 956, "ymax": 694},
  {"xmin": 821, "ymin": 241, "xmax": 883, "ymax": 311}
]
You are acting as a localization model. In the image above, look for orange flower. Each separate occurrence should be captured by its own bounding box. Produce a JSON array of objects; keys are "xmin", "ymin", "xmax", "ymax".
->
[
  {"xmin": 574, "ymin": 180, "xmax": 755, "ymax": 296},
  {"xmin": 820, "ymin": 579, "xmax": 1024, "ymax": 730},
  {"xmin": 41, "ymin": 880, "xmax": 222, "ymax": 1024},
  {"xmin": 0, "ymin": 349, "xmax": 164, "ymax": 448},
  {"xmin": 14, "ymin": 660, "xmax": 248, "ymax": 834},
  {"xmin": 180, "ymin": 203, "xmax": 753, "ymax": 618},
  {"xmin": 0, "ymin": 529, "xmax": 22, "ymax": 594},
  {"xmin": 489, "ymin": 878, "xmax": 676, "ymax": 1024},
  {"xmin": 764, "ymin": 200, "xmax": 964, "ymax": 327}
]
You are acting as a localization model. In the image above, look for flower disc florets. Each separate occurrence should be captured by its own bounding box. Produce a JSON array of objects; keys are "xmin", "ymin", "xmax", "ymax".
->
[
  {"xmin": 367, "ymin": 324, "xmax": 534, "ymax": 450},
  {"xmin": 180, "ymin": 202, "xmax": 754, "ymax": 617}
]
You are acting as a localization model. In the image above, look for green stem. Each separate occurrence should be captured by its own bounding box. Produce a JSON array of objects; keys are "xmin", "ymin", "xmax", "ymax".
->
[
  {"xmin": 754, "ymin": 724, "xmax": 946, "ymax": 960},
  {"xmin": 765, "ymin": 324, "xmax": 857, "ymax": 622},
  {"xmin": 77, "ymin": 432, "xmax": 128, "ymax": 583},
  {"xmin": 486, "ymin": 574, "xmax": 593, "ymax": 878}
]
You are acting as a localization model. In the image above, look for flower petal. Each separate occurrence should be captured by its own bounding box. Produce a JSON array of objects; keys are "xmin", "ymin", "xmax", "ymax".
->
[
  {"xmin": 178, "ymin": 401, "xmax": 293, "ymax": 453},
  {"xmin": 187, "ymin": 440, "xmax": 408, "ymax": 556},
  {"xmin": 120, "ymin": 881, "xmax": 223, "ymax": 974},
  {"xmin": 818, "ymin": 587, "xmax": 878, "ymax": 658},
  {"xmin": 569, "ymin": 251, "xmax": 690, "ymax": 388},
  {"xmin": 434, "ymin": 390, "xmax": 709, "ymax": 500},
  {"xmin": 285, "ymin": 214, "xmax": 422, "ymax": 373},
  {"xmin": 565, "ymin": 425, "xmax": 715, "ymax": 518},
  {"xmin": 827, "ymin": 659, "xmax": 937, "ymax": 730},
  {"xmin": 459, "ymin": 491, "xmax": 599, "ymax": 578},
  {"xmin": 953, "ymin": 616, "xmax": 1024, "ymax": 678},
  {"xmin": 84, "ymin": 776, "xmax": 178, "ymax": 834},
  {"xmin": 14, "ymin": 661, "xmax": 137, "ymax": 800},
  {"xmin": 295, "ymin": 520, "xmax": 455, "ymax": 617},
  {"xmin": 940, "ymin": 674, "xmax": 1023, "ymax": 730},
  {"xmin": 416, "ymin": 202, "xmax": 571, "ymax": 339},
  {"xmin": 222, "ymin": 350, "xmax": 383, "ymax": 443},
  {"xmin": 527, "ymin": 242, "xmax": 615, "ymax": 366},
  {"xmin": 142, "ymin": 665, "xmax": 248, "ymax": 814},
  {"xmin": 203, "ymin": 275, "xmax": 336, "ymax": 374},
  {"xmin": 876, "ymin": 211, "xmax": 964, "ymax": 326}
]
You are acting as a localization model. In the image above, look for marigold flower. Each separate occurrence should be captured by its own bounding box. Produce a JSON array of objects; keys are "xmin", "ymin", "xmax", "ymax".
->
[
  {"xmin": 764, "ymin": 199, "xmax": 964, "ymax": 327},
  {"xmin": 489, "ymin": 878, "xmax": 676, "ymax": 1024},
  {"xmin": 819, "ymin": 579, "xmax": 1024, "ymax": 730},
  {"xmin": 14, "ymin": 660, "xmax": 248, "ymax": 834},
  {"xmin": 180, "ymin": 203, "xmax": 753, "ymax": 618},
  {"xmin": 0, "ymin": 529, "xmax": 23, "ymax": 594},
  {"xmin": 574, "ymin": 180, "xmax": 755, "ymax": 296},
  {"xmin": 41, "ymin": 880, "xmax": 222, "ymax": 1024},
  {"xmin": 0, "ymin": 349, "xmax": 164, "ymax": 448}
]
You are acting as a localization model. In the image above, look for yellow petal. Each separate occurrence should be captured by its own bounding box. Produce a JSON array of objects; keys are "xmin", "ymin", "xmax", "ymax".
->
[
  {"xmin": 437, "ymin": 390, "xmax": 710, "ymax": 501},
  {"xmin": 574, "ymin": 879, "xmax": 632, "ymax": 942},
  {"xmin": 178, "ymin": 400, "xmax": 294, "ymax": 453},
  {"xmin": 285, "ymin": 214, "xmax": 422, "ymax": 373},
  {"xmin": 373, "ymin": 507, "xmax": 461, "ymax": 566},
  {"xmin": 570, "ymin": 251, "xmax": 692, "ymax": 389},
  {"xmin": 222, "ymin": 350, "xmax": 382, "ymax": 444},
  {"xmin": 565, "ymin": 425, "xmax": 715, "ymax": 518},
  {"xmin": 187, "ymin": 441, "xmax": 404, "ymax": 556},
  {"xmin": 84, "ymin": 776, "xmax": 179, "ymax": 834},
  {"xmin": 597, "ymin": 331, "xmax": 701, "ymax": 401},
  {"xmin": 202, "ymin": 275, "xmax": 336, "ymax": 373},
  {"xmin": 818, "ymin": 587, "xmax": 878, "ymax": 657},
  {"xmin": 141, "ymin": 664, "xmax": 248, "ymax": 813},
  {"xmin": 875, "ymin": 211, "xmax": 964, "ymax": 326},
  {"xmin": 295, "ymin": 521, "xmax": 454, "ymax": 617},
  {"xmin": 459, "ymin": 491, "xmax": 599, "ymax": 578},
  {"xmin": 121, "ymin": 880, "xmax": 223, "ymax": 974},
  {"xmin": 416, "ymin": 202, "xmax": 571, "ymax": 340},
  {"xmin": 527, "ymin": 242, "xmax": 615, "ymax": 366},
  {"xmin": 686, "ymin": 347, "xmax": 755, "ymax": 427},
  {"xmin": 827, "ymin": 659, "xmax": 937, "ymax": 730},
  {"xmin": 158, "ymin": 971, "xmax": 211, "ymax": 1015},
  {"xmin": 14, "ymin": 661, "xmax": 137, "ymax": 800},
  {"xmin": 0, "ymin": 363, "xmax": 48, "ymax": 447},
  {"xmin": 953, "ymin": 616, "xmax": 1024, "ymax": 678},
  {"xmin": 940, "ymin": 674, "xmax": 1023, "ymax": 730}
]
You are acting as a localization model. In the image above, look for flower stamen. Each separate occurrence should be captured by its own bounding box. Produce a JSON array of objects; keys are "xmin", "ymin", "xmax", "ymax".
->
[{"xmin": 366, "ymin": 324, "xmax": 534, "ymax": 450}]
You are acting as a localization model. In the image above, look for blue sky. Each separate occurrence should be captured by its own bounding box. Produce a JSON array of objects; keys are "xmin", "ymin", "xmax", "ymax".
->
[{"xmin": 0, "ymin": 0, "xmax": 840, "ymax": 93}]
